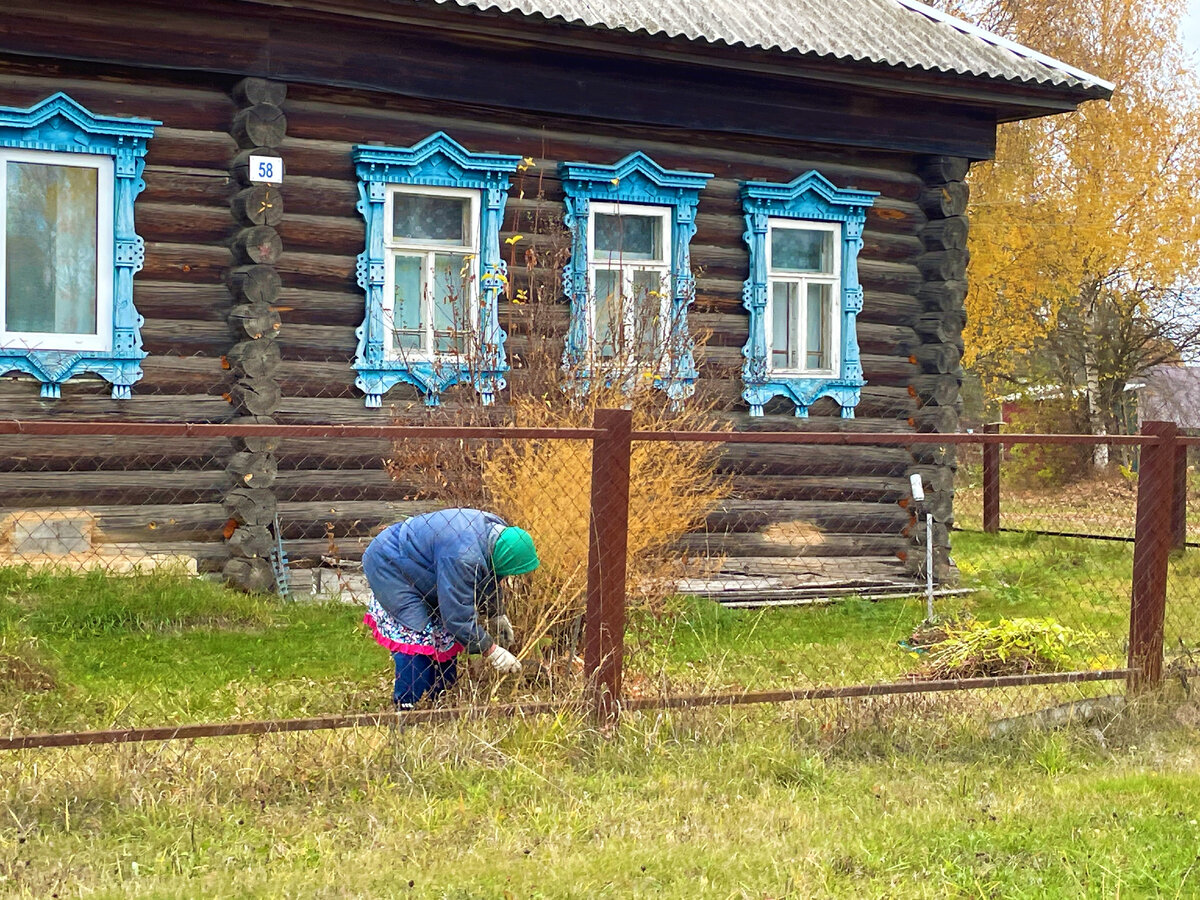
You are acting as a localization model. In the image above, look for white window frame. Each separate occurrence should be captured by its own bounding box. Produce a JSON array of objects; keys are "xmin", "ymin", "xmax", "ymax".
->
[
  {"xmin": 586, "ymin": 201, "xmax": 672, "ymax": 363},
  {"xmin": 381, "ymin": 184, "xmax": 480, "ymax": 361},
  {"xmin": 764, "ymin": 218, "xmax": 842, "ymax": 377},
  {"xmin": 0, "ymin": 148, "xmax": 114, "ymax": 353}
]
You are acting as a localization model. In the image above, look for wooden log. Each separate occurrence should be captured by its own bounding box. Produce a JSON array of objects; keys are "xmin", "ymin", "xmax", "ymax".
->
[
  {"xmin": 229, "ymin": 377, "xmax": 283, "ymax": 417},
  {"xmin": 226, "ymin": 338, "xmax": 282, "ymax": 378},
  {"xmin": 918, "ymin": 216, "xmax": 969, "ymax": 251},
  {"xmin": 227, "ymin": 524, "xmax": 275, "ymax": 559},
  {"xmin": 224, "ymin": 487, "xmax": 278, "ymax": 526},
  {"xmin": 142, "ymin": 320, "xmax": 230, "ymax": 356},
  {"xmin": 705, "ymin": 500, "xmax": 911, "ymax": 534},
  {"xmin": 909, "ymin": 443, "xmax": 955, "ymax": 467},
  {"xmin": 228, "ymin": 265, "xmax": 283, "ymax": 304},
  {"xmin": 231, "ymin": 184, "xmax": 285, "ymax": 227},
  {"xmin": 909, "ymin": 519, "xmax": 953, "ymax": 549},
  {"xmin": 231, "ymin": 104, "xmax": 287, "ymax": 150},
  {"xmin": 228, "ymin": 415, "xmax": 281, "ymax": 453},
  {"xmin": 233, "ymin": 77, "xmax": 287, "ymax": 109},
  {"xmin": 717, "ymin": 443, "xmax": 914, "ymax": 477},
  {"xmin": 137, "ymin": 201, "xmax": 231, "ymax": 245},
  {"xmin": 142, "ymin": 167, "xmax": 232, "ymax": 207},
  {"xmin": 732, "ymin": 474, "xmax": 909, "ymax": 503},
  {"xmin": 0, "ymin": 470, "xmax": 229, "ymax": 505},
  {"xmin": 228, "ymin": 302, "xmax": 283, "ymax": 339},
  {"xmin": 904, "ymin": 489, "xmax": 954, "ymax": 522},
  {"xmin": 140, "ymin": 241, "xmax": 229, "ymax": 285},
  {"xmin": 917, "ymin": 280, "xmax": 967, "ymax": 312},
  {"xmin": 917, "ymin": 182, "xmax": 969, "ymax": 219},
  {"xmin": 721, "ymin": 412, "xmax": 914, "ymax": 435},
  {"xmin": 676, "ymin": 531, "xmax": 908, "ymax": 559},
  {"xmin": 913, "ymin": 311, "xmax": 965, "ymax": 343},
  {"xmin": 145, "ymin": 127, "xmax": 237, "ymax": 172},
  {"xmin": 904, "ymin": 464, "xmax": 955, "ymax": 494},
  {"xmin": 231, "ymin": 226, "xmax": 284, "ymax": 265},
  {"xmin": 224, "ymin": 557, "xmax": 277, "ymax": 593},
  {"xmin": 134, "ymin": 282, "xmax": 229, "ymax": 321},
  {"xmin": 226, "ymin": 450, "xmax": 279, "ymax": 489},
  {"xmin": 917, "ymin": 156, "xmax": 971, "ymax": 184},
  {"xmin": 917, "ymin": 250, "xmax": 969, "ymax": 282},
  {"xmin": 858, "ymin": 291, "xmax": 922, "ymax": 327},
  {"xmin": 909, "ymin": 406, "xmax": 960, "ymax": 433},
  {"xmin": 861, "ymin": 353, "xmax": 921, "ymax": 386},
  {"xmin": 858, "ymin": 321, "xmax": 919, "ymax": 357},
  {"xmin": 912, "ymin": 342, "xmax": 961, "ymax": 375},
  {"xmin": 909, "ymin": 373, "xmax": 962, "ymax": 407}
]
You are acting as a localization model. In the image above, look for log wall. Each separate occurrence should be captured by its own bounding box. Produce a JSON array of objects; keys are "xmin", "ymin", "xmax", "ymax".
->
[
  {"xmin": 0, "ymin": 51, "xmax": 967, "ymax": 584},
  {"xmin": 0, "ymin": 58, "xmax": 239, "ymax": 570}
]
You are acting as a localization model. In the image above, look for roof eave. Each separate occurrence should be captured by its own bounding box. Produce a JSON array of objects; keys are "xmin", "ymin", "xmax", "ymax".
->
[{"xmin": 238, "ymin": 0, "xmax": 1113, "ymax": 114}]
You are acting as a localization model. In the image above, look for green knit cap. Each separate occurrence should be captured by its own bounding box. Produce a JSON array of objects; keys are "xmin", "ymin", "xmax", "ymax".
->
[{"xmin": 492, "ymin": 526, "xmax": 540, "ymax": 576}]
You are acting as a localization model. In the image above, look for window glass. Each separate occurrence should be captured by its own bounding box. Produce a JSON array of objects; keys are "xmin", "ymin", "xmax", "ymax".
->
[
  {"xmin": 392, "ymin": 194, "xmax": 469, "ymax": 244},
  {"xmin": 594, "ymin": 213, "xmax": 662, "ymax": 261},
  {"xmin": 771, "ymin": 228, "xmax": 833, "ymax": 274},
  {"xmin": 806, "ymin": 282, "xmax": 832, "ymax": 370},
  {"xmin": 632, "ymin": 269, "xmax": 662, "ymax": 355},
  {"xmin": 6, "ymin": 161, "xmax": 98, "ymax": 335},
  {"xmin": 593, "ymin": 268, "xmax": 622, "ymax": 358},
  {"xmin": 432, "ymin": 252, "xmax": 471, "ymax": 355},
  {"xmin": 770, "ymin": 282, "xmax": 799, "ymax": 370},
  {"xmin": 392, "ymin": 254, "xmax": 425, "ymax": 351}
]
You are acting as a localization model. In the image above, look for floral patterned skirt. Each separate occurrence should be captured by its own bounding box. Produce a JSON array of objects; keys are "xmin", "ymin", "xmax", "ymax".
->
[{"xmin": 363, "ymin": 594, "xmax": 462, "ymax": 662}]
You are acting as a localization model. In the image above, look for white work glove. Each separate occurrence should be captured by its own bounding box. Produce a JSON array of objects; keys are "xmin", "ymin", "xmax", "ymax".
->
[
  {"xmin": 485, "ymin": 644, "xmax": 522, "ymax": 675},
  {"xmin": 487, "ymin": 614, "xmax": 515, "ymax": 648}
]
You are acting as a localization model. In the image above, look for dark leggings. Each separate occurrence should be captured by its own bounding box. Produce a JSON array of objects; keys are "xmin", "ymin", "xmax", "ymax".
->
[{"xmin": 392, "ymin": 651, "xmax": 459, "ymax": 708}]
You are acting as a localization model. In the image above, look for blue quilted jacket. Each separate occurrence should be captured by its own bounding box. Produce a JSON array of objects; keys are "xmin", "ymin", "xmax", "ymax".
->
[{"xmin": 362, "ymin": 508, "xmax": 507, "ymax": 654}]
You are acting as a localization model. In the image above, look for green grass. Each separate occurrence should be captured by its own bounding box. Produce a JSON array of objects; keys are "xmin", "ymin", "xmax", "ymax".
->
[
  {"xmin": 629, "ymin": 531, "xmax": 1169, "ymax": 693},
  {"xmin": 0, "ymin": 568, "xmax": 389, "ymax": 732},
  {"xmin": 4, "ymin": 531, "xmax": 1199, "ymax": 733},
  {"xmin": 1, "ymin": 540, "xmax": 1200, "ymax": 896},
  {"xmin": 2, "ymin": 699, "xmax": 1200, "ymax": 897}
]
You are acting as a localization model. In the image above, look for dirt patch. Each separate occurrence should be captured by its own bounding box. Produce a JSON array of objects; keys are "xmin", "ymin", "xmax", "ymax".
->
[{"xmin": 0, "ymin": 651, "xmax": 55, "ymax": 692}]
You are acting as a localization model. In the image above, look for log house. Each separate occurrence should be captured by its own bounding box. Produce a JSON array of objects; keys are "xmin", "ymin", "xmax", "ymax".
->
[{"xmin": 0, "ymin": 0, "xmax": 1111, "ymax": 591}]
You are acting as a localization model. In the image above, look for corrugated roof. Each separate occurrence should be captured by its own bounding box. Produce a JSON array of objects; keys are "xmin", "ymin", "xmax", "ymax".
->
[{"xmin": 429, "ymin": 0, "xmax": 1113, "ymax": 95}]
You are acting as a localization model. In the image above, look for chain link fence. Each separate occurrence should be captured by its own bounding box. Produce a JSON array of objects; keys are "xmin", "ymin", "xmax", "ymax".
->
[{"xmin": 0, "ymin": 418, "xmax": 1193, "ymax": 749}]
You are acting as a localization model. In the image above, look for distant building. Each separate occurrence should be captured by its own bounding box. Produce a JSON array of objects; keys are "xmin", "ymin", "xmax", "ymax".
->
[{"xmin": 1135, "ymin": 366, "xmax": 1200, "ymax": 431}]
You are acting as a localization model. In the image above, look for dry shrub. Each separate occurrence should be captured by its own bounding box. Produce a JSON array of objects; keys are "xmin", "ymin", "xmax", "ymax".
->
[{"xmin": 481, "ymin": 383, "xmax": 730, "ymax": 653}]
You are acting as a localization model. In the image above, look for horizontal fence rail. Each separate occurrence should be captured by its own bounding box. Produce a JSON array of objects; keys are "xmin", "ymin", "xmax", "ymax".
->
[{"xmin": 0, "ymin": 669, "xmax": 1134, "ymax": 751}]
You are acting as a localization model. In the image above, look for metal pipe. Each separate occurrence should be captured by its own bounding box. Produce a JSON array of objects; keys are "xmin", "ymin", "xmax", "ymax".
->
[{"xmin": 0, "ymin": 669, "xmax": 1132, "ymax": 751}]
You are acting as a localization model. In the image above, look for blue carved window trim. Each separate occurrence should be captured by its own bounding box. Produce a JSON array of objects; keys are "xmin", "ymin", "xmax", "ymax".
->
[
  {"xmin": 559, "ymin": 152, "xmax": 711, "ymax": 402},
  {"xmin": 0, "ymin": 93, "xmax": 157, "ymax": 400},
  {"xmin": 741, "ymin": 172, "xmax": 878, "ymax": 417},
  {"xmin": 352, "ymin": 133, "xmax": 521, "ymax": 408}
]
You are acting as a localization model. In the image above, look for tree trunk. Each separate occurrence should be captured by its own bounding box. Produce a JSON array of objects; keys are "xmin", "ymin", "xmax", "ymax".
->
[{"xmin": 1081, "ymin": 292, "xmax": 1110, "ymax": 471}]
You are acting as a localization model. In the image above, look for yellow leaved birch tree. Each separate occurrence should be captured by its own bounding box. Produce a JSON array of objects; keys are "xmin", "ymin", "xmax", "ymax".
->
[{"xmin": 937, "ymin": 0, "xmax": 1200, "ymax": 468}]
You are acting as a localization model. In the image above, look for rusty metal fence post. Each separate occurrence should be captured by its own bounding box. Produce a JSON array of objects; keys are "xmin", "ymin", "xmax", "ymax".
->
[
  {"xmin": 1129, "ymin": 420, "xmax": 1177, "ymax": 691},
  {"xmin": 983, "ymin": 421, "xmax": 1001, "ymax": 534},
  {"xmin": 585, "ymin": 407, "xmax": 633, "ymax": 725}
]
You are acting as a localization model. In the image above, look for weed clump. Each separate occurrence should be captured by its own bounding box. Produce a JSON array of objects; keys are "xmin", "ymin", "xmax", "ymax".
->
[{"xmin": 914, "ymin": 616, "xmax": 1104, "ymax": 679}]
